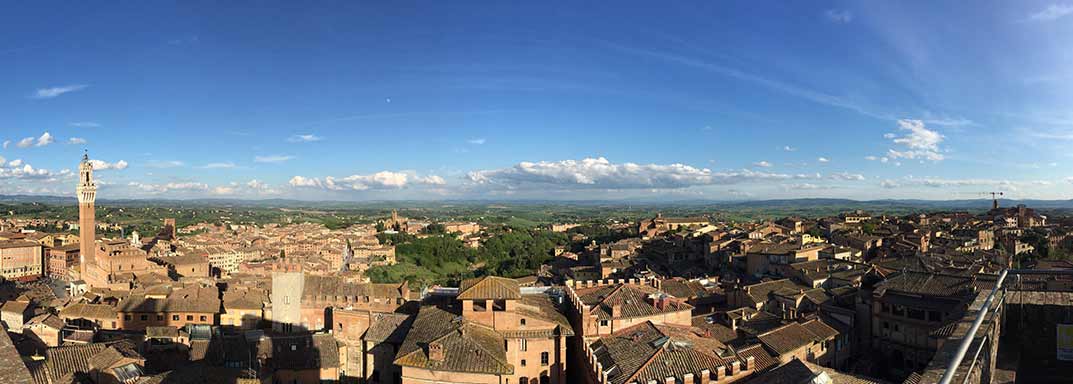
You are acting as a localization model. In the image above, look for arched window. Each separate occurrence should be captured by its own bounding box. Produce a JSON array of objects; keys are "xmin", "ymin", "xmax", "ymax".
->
[{"xmin": 519, "ymin": 378, "xmax": 528, "ymax": 384}]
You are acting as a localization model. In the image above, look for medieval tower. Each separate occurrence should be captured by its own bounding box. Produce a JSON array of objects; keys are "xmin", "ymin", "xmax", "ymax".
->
[{"xmin": 77, "ymin": 152, "xmax": 96, "ymax": 277}]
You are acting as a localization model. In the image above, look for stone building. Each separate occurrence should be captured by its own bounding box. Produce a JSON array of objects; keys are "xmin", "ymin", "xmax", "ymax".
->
[
  {"xmin": 583, "ymin": 321, "xmax": 760, "ymax": 384},
  {"xmin": 870, "ymin": 271, "xmax": 983, "ymax": 379},
  {"xmin": 395, "ymin": 276, "xmax": 574, "ymax": 384},
  {"xmin": 47, "ymin": 244, "xmax": 80, "ymax": 280},
  {"xmin": 0, "ymin": 240, "xmax": 44, "ymax": 281}
]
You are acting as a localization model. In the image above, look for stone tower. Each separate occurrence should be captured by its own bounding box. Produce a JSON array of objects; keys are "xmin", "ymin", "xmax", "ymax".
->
[{"xmin": 77, "ymin": 152, "xmax": 96, "ymax": 277}]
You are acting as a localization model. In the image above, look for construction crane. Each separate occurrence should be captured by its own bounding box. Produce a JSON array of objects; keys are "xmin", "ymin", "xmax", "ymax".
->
[{"xmin": 982, "ymin": 191, "xmax": 1004, "ymax": 210}]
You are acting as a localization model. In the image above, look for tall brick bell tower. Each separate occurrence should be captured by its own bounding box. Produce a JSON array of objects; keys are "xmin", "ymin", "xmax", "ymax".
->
[{"xmin": 77, "ymin": 152, "xmax": 97, "ymax": 279}]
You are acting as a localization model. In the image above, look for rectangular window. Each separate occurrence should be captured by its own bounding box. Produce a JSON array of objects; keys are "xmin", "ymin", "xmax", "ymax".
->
[
  {"xmin": 521, "ymin": 359, "xmax": 526, "ymax": 367},
  {"xmin": 200, "ymin": 315, "xmax": 207, "ymax": 322},
  {"xmin": 520, "ymin": 339, "xmax": 528, "ymax": 352},
  {"xmin": 187, "ymin": 315, "xmax": 193, "ymax": 321},
  {"xmin": 600, "ymin": 320, "xmax": 609, "ymax": 327},
  {"xmin": 172, "ymin": 315, "xmax": 179, "ymax": 321},
  {"xmin": 520, "ymin": 318, "xmax": 526, "ymax": 326},
  {"xmin": 157, "ymin": 315, "xmax": 164, "ymax": 321},
  {"xmin": 140, "ymin": 315, "xmax": 148, "ymax": 321},
  {"xmin": 541, "ymin": 352, "xmax": 549, "ymax": 366}
]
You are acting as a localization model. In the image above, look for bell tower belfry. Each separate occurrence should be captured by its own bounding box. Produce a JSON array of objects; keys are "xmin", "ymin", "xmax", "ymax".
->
[{"xmin": 77, "ymin": 152, "xmax": 97, "ymax": 276}]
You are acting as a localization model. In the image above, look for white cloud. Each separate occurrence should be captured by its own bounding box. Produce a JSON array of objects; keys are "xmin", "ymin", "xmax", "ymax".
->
[
  {"xmin": 127, "ymin": 181, "xmax": 208, "ymax": 194},
  {"xmin": 287, "ymin": 134, "xmax": 322, "ymax": 143},
  {"xmin": 88, "ymin": 159, "xmax": 129, "ymax": 171},
  {"xmin": 15, "ymin": 132, "xmax": 54, "ymax": 148},
  {"xmin": 467, "ymin": 138, "xmax": 487, "ymax": 145},
  {"xmin": 881, "ymin": 176, "xmax": 1051, "ymax": 190},
  {"xmin": 466, "ymin": 157, "xmax": 820, "ymax": 190},
  {"xmin": 290, "ymin": 171, "xmax": 446, "ymax": 191},
  {"xmin": 786, "ymin": 183, "xmax": 833, "ymax": 190},
  {"xmin": 864, "ymin": 156, "xmax": 878, "ymax": 161},
  {"xmin": 817, "ymin": 157, "xmax": 830, "ymax": 163},
  {"xmin": 201, "ymin": 162, "xmax": 236, "ymax": 169},
  {"xmin": 31, "ymin": 84, "xmax": 88, "ymax": 99},
  {"xmin": 884, "ymin": 119, "xmax": 945, "ymax": 161},
  {"xmin": 146, "ymin": 160, "xmax": 184, "ymax": 168},
  {"xmin": 288, "ymin": 176, "xmax": 322, "ymax": 188},
  {"xmin": 68, "ymin": 137, "xmax": 87, "ymax": 145},
  {"xmin": 35, "ymin": 132, "xmax": 53, "ymax": 147},
  {"xmin": 247, "ymin": 179, "xmax": 269, "ymax": 190},
  {"xmin": 211, "ymin": 186, "xmax": 236, "ymax": 195},
  {"xmin": 782, "ymin": 146, "xmax": 797, "ymax": 152},
  {"xmin": 0, "ymin": 159, "xmax": 64, "ymax": 181},
  {"xmin": 753, "ymin": 161, "xmax": 773, "ymax": 168},
  {"xmin": 828, "ymin": 172, "xmax": 865, "ymax": 181},
  {"xmin": 825, "ymin": 9, "xmax": 853, "ymax": 23},
  {"xmin": 69, "ymin": 122, "xmax": 100, "ymax": 128},
  {"xmin": 254, "ymin": 155, "xmax": 295, "ymax": 163},
  {"xmin": 2, "ymin": 141, "xmax": 8, "ymax": 149},
  {"xmin": 1027, "ymin": 4, "xmax": 1073, "ymax": 22},
  {"xmin": 417, "ymin": 175, "xmax": 447, "ymax": 185}
]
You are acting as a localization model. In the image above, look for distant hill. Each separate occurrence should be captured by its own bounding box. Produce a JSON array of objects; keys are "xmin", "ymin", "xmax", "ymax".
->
[{"xmin": 2, "ymin": 194, "xmax": 1072, "ymax": 211}]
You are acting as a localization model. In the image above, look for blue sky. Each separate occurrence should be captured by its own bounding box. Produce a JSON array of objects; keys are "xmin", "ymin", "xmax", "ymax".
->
[{"xmin": 4, "ymin": 1, "xmax": 1073, "ymax": 201}]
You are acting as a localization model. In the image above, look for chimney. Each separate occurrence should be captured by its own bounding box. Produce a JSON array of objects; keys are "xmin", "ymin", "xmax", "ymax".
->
[
  {"xmin": 665, "ymin": 377, "xmax": 675, "ymax": 384},
  {"xmin": 744, "ymin": 356, "xmax": 755, "ymax": 371},
  {"xmin": 729, "ymin": 360, "xmax": 741, "ymax": 376},
  {"xmin": 611, "ymin": 304, "xmax": 622, "ymax": 318},
  {"xmin": 428, "ymin": 342, "xmax": 444, "ymax": 361},
  {"xmin": 699, "ymin": 369, "xmax": 711, "ymax": 384},
  {"xmin": 683, "ymin": 373, "xmax": 694, "ymax": 384},
  {"xmin": 715, "ymin": 364, "xmax": 726, "ymax": 380}
]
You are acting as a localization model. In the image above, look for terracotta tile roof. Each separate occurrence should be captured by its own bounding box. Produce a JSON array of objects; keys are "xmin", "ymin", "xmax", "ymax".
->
[
  {"xmin": 59, "ymin": 303, "xmax": 117, "ymax": 321},
  {"xmin": 875, "ymin": 271, "xmax": 977, "ymax": 299},
  {"xmin": 40, "ymin": 340, "xmax": 138, "ymax": 383},
  {"xmin": 742, "ymin": 279, "xmax": 807, "ymax": 305},
  {"xmin": 302, "ymin": 275, "xmax": 406, "ymax": 299},
  {"xmin": 363, "ymin": 312, "xmax": 413, "ymax": 343},
  {"xmin": 690, "ymin": 316, "xmax": 739, "ymax": 344},
  {"xmin": 251, "ymin": 332, "xmax": 342, "ymax": 371},
  {"xmin": 0, "ymin": 330, "xmax": 33, "ymax": 384},
  {"xmin": 86, "ymin": 342, "xmax": 142, "ymax": 371},
  {"xmin": 513, "ymin": 294, "xmax": 575, "ymax": 337},
  {"xmin": 0, "ymin": 240, "xmax": 40, "ymax": 249},
  {"xmin": 660, "ymin": 278, "xmax": 709, "ymax": 300},
  {"xmin": 576, "ymin": 284, "xmax": 693, "ymax": 320},
  {"xmin": 756, "ymin": 321, "xmax": 837, "ymax": 356},
  {"xmin": 590, "ymin": 321, "xmax": 738, "ymax": 384},
  {"xmin": 800, "ymin": 318, "xmax": 839, "ymax": 341},
  {"xmin": 741, "ymin": 359, "xmax": 883, "ymax": 384},
  {"xmin": 2, "ymin": 300, "xmax": 30, "ymax": 315},
  {"xmin": 26, "ymin": 313, "xmax": 64, "ymax": 330},
  {"xmin": 734, "ymin": 344, "xmax": 778, "ymax": 373},
  {"xmin": 117, "ymin": 285, "xmax": 220, "ymax": 314},
  {"xmin": 457, "ymin": 276, "xmax": 521, "ymax": 300},
  {"xmin": 394, "ymin": 305, "xmax": 513, "ymax": 375},
  {"xmin": 146, "ymin": 326, "xmax": 179, "ymax": 339}
]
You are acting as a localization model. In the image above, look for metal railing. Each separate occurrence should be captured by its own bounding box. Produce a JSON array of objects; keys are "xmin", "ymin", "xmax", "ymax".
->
[{"xmin": 938, "ymin": 268, "xmax": 1073, "ymax": 384}]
